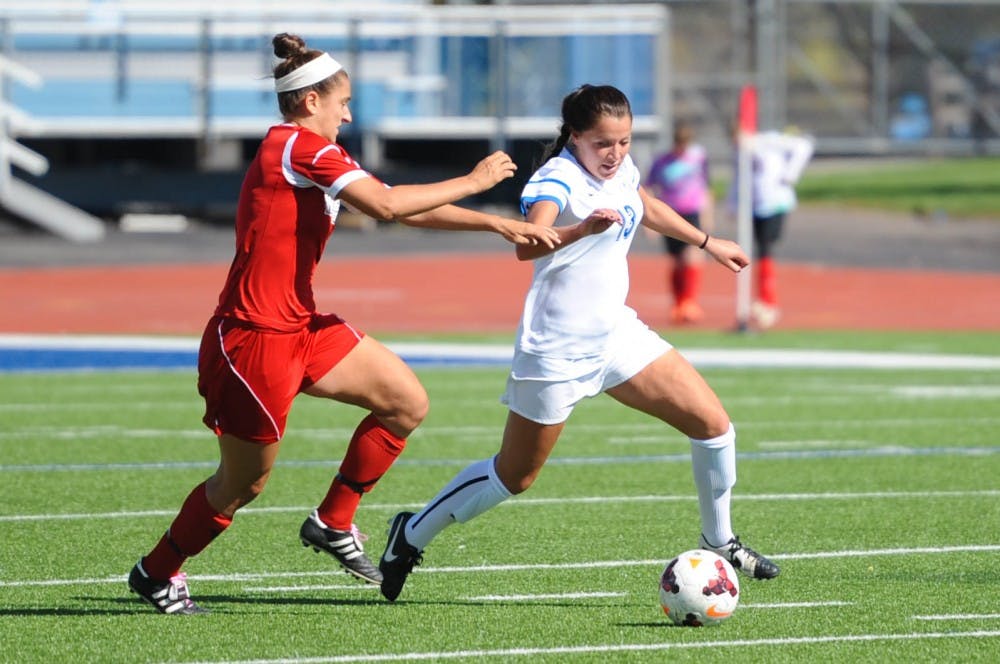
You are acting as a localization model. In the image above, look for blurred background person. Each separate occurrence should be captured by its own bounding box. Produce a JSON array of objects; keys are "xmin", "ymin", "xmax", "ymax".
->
[
  {"xmin": 729, "ymin": 127, "xmax": 815, "ymax": 329},
  {"xmin": 644, "ymin": 121, "xmax": 714, "ymax": 325}
]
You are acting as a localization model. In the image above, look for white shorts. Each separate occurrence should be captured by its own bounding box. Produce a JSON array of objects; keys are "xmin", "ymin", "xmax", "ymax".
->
[{"xmin": 501, "ymin": 316, "xmax": 672, "ymax": 425}]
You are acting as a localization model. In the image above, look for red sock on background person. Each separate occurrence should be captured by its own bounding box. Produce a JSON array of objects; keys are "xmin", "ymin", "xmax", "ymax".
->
[
  {"xmin": 681, "ymin": 263, "xmax": 702, "ymax": 305},
  {"xmin": 670, "ymin": 264, "xmax": 684, "ymax": 305},
  {"xmin": 757, "ymin": 256, "xmax": 778, "ymax": 305}
]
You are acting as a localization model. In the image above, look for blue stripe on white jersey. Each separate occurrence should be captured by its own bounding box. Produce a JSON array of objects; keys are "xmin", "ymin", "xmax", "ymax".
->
[
  {"xmin": 520, "ymin": 194, "xmax": 566, "ymax": 216},
  {"xmin": 520, "ymin": 173, "xmax": 573, "ymax": 216}
]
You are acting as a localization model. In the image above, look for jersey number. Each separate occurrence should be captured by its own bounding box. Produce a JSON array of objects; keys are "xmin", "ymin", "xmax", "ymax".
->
[{"xmin": 617, "ymin": 205, "xmax": 638, "ymax": 241}]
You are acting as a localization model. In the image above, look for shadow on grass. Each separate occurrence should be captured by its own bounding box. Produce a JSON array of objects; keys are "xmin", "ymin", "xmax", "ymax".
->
[
  {"xmin": 2, "ymin": 593, "xmax": 390, "ymax": 617},
  {"xmin": 1, "ymin": 594, "xmax": 651, "ymax": 616}
]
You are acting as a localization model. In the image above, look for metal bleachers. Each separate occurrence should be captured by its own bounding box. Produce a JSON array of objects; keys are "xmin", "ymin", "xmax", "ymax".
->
[
  {"xmin": 1, "ymin": 2, "xmax": 671, "ymax": 146},
  {"xmin": 0, "ymin": 2, "xmax": 672, "ymax": 238}
]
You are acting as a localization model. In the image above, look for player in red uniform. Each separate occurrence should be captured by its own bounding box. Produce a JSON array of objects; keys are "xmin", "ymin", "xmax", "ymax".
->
[{"xmin": 127, "ymin": 32, "xmax": 559, "ymax": 615}]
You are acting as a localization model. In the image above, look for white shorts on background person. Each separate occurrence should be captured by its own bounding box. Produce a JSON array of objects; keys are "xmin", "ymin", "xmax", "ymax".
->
[{"xmin": 501, "ymin": 311, "xmax": 672, "ymax": 425}]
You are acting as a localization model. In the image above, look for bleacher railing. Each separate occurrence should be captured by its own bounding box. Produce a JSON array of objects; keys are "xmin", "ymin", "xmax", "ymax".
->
[
  {"xmin": 0, "ymin": 2, "xmax": 672, "ymax": 162},
  {"xmin": 0, "ymin": 52, "xmax": 47, "ymax": 194}
]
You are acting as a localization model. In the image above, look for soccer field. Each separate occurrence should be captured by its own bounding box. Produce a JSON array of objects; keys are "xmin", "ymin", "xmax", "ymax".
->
[{"xmin": 2, "ymin": 339, "xmax": 999, "ymax": 662}]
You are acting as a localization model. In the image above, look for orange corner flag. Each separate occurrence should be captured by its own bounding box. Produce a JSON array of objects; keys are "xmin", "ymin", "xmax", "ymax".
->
[{"xmin": 738, "ymin": 85, "xmax": 758, "ymax": 134}]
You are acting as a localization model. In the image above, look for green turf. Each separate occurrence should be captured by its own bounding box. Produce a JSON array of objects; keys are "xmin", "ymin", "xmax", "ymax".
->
[
  {"xmin": 794, "ymin": 157, "xmax": 1000, "ymax": 219},
  {"xmin": 389, "ymin": 329, "xmax": 1000, "ymax": 356},
  {"xmin": 708, "ymin": 156, "xmax": 1000, "ymax": 220},
  {"xmin": 2, "ymin": 332, "xmax": 999, "ymax": 662}
]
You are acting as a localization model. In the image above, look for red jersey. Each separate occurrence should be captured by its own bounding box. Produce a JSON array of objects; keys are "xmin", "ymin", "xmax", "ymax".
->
[{"xmin": 214, "ymin": 124, "xmax": 374, "ymax": 332}]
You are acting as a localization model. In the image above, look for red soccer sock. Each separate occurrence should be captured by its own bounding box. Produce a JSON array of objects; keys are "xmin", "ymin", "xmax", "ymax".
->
[
  {"xmin": 757, "ymin": 256, "xmax": 778, "ymax": 306},
  {"xmin": 142, "ymin": 482, "xmax": 232, "ymax": 581},
  {"xmin": 681, "ymin": 264, "xmax": 702, "ymax": 304},
  {"xmin": 317, "ymin": 413, "xmax": 407, "ymax": 530},
  {"xmin": 670, "ymin": 264, "xmax": 684, "ymax": 304}
]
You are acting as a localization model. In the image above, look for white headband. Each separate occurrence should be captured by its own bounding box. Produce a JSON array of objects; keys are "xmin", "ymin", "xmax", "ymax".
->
[{"xmin": 274, "ymin": 52, "xmax": 343, "ymax": 93}]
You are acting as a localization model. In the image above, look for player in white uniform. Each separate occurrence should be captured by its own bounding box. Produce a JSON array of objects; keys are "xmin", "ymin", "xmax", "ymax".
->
[
  {"xmin": 729, "ymin": 129, "xmax": 815, "ymax": 328},
  {"xmin": 378, "ymin": 85, "xmax": 780, "ymax": 601}
]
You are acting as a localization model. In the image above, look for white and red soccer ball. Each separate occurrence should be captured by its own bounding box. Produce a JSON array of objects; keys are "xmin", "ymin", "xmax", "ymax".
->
[{"xmin": 659, "ymin": 549, "xmax": 740, "ymax": 626}]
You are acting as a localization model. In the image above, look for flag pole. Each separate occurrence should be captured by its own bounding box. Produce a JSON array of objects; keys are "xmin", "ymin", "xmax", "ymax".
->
[{"xmin": 735, "ymin": 84, "xmax": 757, "ymax": 332}]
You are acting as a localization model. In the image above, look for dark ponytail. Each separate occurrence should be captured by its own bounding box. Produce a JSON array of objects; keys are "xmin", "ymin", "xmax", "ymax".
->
[{"xmin": 536, "ymin": 84, "xmax": 632, "ymax": 167}]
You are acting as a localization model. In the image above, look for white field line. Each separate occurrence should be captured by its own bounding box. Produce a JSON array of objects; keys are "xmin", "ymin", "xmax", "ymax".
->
[
  {"xmin": 758, "ymin": 439, "xmax": 875, "ymax": 449},
  {"xmin": 242, "ymin": 584, "xmax": 379, "ymax": 593},
  {"xmin": 743, "ymin": 601, "xmax": 853, "ymax": 608},
  {"xmin": 3, "ymin": 490, "xmax": 1000, "ymax": 523},
  {"xmin": 243, "ymin": 589, "xmax": 839, "ymax": 606},
  {"xmin": 4, "ymin": 334, "xmax": 1000, "ymax": 370},
  {"xmin": 0, "ymin": 334, "xmax": 1000, "ymax": 370},
  {"xmin": 4, "ymin": 386, "xmax": 999, "ymax": 414},
  {"xmin": 176, "ymin": 631, "xmax": 1000, "ymax": 663},
  {"xmin": 461, "ymin": 592, "xmax": 626, "ymax": 601},
  {"xmin": 913, "ymin": 614, "xmax": 1000, "ymax": 621},
  {"xmin": 4, "ymin": 444, "xmax": 1000, "ymax": 474},
  {"xmin": 4, "ymin": 544, "xmax": 1000, "ymax": 589},
  {"xmin": 3, "ymin": 489, "xmax": 1000, "ymax": 523},
  {"xmin": 3, "ymin": 416, "xmax": 1000, "ymax": 444},
  {"xmin": 454, "ymin": 597, "xmax": 851, "ymax": 607},
  {"xmin": 0, "ymin": 394, "xmax": 900, "ymax": 411}
]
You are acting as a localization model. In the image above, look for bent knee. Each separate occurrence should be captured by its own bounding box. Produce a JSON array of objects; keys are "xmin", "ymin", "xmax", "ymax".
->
[
  {"xmin": 691, "ymin": 417, "xmax": 734, "ymax": 445},
  {"xmin": 207, "ymin": 474, "xmax": 270, "ymax": 515},
  {"xmin": 705, "ymin": 418, "xmax": 733, "ymax": 440},
  {"xmin": 496, "ymin": 468, "xmax": 539, "ymax": 495},
  {"xmin": 506, "ymin": 478, "xmax": 535, "ymax": 495},
  {"xmin": 387, "ymin": 387, "xmax": 429, "ymax": 435},
  {"xmin": 242, "ymin": 479, "xmax": 268, "ymax": 503}
]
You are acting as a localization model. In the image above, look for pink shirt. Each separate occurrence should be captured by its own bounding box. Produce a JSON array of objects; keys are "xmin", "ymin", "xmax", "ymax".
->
[{"xmin": 645, "ymin": 144, "xmax": 709, "ymax": 216}]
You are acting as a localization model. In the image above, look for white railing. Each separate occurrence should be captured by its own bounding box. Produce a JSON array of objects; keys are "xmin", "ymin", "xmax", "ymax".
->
[
  {"xmin": 0, "ymin": 53, "xmax": 47, "ymax": 195},
  {"xmin": 0, "ymin": 3, "xmax": 672, "ymax": 154}
]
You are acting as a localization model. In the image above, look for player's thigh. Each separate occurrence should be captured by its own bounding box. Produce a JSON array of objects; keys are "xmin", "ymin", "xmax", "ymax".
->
[
  {"xmin": 605, "ymin": 349, "xmax": 729, "ymax": 439},
  {"xmin": 304, "ymin": 335, "xmax": 428, "ymax": 419}
]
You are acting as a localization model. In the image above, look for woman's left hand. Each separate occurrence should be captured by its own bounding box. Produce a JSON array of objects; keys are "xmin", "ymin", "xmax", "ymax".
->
[{"xmin": 704, "ymin": 236, "xmax": 750, "ymax": 273}]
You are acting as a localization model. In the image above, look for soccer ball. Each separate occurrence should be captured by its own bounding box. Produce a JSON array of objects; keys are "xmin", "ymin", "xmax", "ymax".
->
[{"xmin": 659, "ymin": 549, "xmax": 740, "ymax": 627}]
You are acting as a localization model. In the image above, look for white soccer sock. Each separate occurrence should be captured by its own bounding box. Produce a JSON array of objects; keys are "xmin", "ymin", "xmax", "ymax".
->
[
  {"xmin": 689, "ymin": 423, "xmax": 737, "ymax": 546},
  {"xmin": 405, "ymin": 457, "xmax": 512, "ymax": 551}
]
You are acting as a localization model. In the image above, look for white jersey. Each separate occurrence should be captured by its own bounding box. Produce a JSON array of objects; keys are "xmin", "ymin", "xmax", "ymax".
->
[
  {"xmin": 747, "ymin": 131, "xmax": 815, "ymax": 217},
  {"xmin": 515, "ymin": 148, "xmax": 644, "ymax": 361}
]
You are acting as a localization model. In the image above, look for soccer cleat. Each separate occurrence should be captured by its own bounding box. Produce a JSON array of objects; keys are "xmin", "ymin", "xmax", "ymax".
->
[
  {"xmin": 300, "ymin": 509, "xmax": 382, "ymax": 584},
  {"xmin": 378, "ymin": 511, "xmax": 423, "ymax": 602},
  {"xmin": 699, "ymin": 534, "xmax": 781, "ymax": 580},
  {"xmin": 128, "ymin": 561, "xmax": 207, "ymax": 615},
  {"xmin": 671, "ymin": 300, "xmax": 704, "ymax": 325}
]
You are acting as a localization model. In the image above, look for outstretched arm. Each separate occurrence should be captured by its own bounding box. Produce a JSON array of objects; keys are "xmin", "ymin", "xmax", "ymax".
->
[
  {"xmin": 338, "ymin": 151, "xmax": 517, "ymax": 221},
  {"xmin": 398, "ymin": 204, "xmax": 560, "ymax": 249},
  {"xmin": 513, "ymin": 201, "xmax": 621, "ymax": 261},
  {"xmin": 639, "ymin": 186, "xmax": 748, "ymax": 273}
]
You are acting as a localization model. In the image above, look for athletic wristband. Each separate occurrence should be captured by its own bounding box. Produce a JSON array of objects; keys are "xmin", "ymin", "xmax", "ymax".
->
[{"xmin": 698, "ymin": 233, "xmax": 710, "ymax": 249}]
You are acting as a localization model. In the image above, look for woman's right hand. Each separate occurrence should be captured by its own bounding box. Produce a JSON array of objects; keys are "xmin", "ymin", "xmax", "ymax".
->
[
  {"xmin": 581, "ymin": 208, "xmax": 622, "ymax": 236},
  {"xmin": 468, "ymin": 151, "xmax": 518, "ymax": 191},
  {"xmin": 496, "ymin": 219, "xmax": 561, "ymax": 249}
]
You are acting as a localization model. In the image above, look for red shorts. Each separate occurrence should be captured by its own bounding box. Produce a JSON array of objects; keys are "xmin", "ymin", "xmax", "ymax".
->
[{"xmin": 197, "ymin": 314, "xmax": 364, "ymax": 443}]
